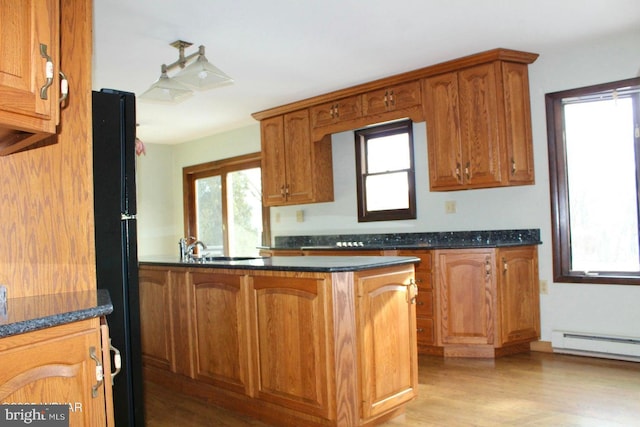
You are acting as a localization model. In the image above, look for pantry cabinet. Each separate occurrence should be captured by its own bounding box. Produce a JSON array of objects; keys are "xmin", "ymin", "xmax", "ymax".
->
[
  {"xmin": 0, "ymin": 0, "xmax": 61, "ymax": 155},
  {"xmin": 260, "ymin": 110, "xmax": 334, "ymax": 206},
  {"xmin": 434, "ymin": 246, "xmax": 539, "ymax": 357},
  {"xmin": 423, "ymin": 58, "xmax": 535, "ymax": 191},
  {"xmin": 0, "ymin": 318, "xmax": 113, "ymax": 427}
]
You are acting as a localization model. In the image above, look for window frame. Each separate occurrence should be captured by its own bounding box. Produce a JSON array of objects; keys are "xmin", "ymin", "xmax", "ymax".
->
[
  {"xmin": 183, "ymin": 152, "xmax": 270, "ymax": 255},
  {"xmin": 354, "ymin": 119, "xmax": 416, "ymax": 222},
  {"xmin": 546, "ymin": 77, "xmax": 640, "ymax": 285}
]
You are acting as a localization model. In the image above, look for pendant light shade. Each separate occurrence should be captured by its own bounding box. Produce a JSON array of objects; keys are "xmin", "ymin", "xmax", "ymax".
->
[
  {"xmin": 139, "ymin": 67, "xmax": 193, "ymax": 103},
  {"xmin": 174, "ymin": 47, "xmax": 233, "ymax": 90},
  {"xmin": 139, "ymin": 40, "xmax": 232, "ymax": 103}
]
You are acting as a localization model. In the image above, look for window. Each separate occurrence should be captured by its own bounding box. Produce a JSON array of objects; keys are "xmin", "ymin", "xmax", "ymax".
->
[
  {"xmin": 183, "ymin": 153, "xmax": 269, "ymax": 257},
  {"xmin": 354, "ymin": 120, "xmax": 416, "ymax": 222},
  {"xmin": 546, "ymin": 77, "xmax": 640, "ymax": 284}
]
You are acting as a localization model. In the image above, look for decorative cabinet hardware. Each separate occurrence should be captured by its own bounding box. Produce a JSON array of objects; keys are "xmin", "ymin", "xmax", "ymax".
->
[
  {"xmin": 362, "ymin": 81, "xmax": 421, "ymax": 116},
  {"xmin": 59, "ymin": 70, "xmax": 69, "ymax": 106},
  {"xmin": 310, "ymin": 95, "xmax": 362, "ymax": 128},
  {"xmin": 39, "ymin": 44, "xmax": 54, "ymax": 100},
  {"xmin": 109, "ymin": 339, "xmax": 122, "ymax": 382},
  {"xmin": 89, "ymin": 346, "xmax": 104, "ymax": 398}
]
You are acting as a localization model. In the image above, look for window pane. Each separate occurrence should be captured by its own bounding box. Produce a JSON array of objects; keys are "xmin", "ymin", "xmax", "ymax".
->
[
  {"xmin": 564, "ymin": 98, "xmax": 639, "ymax": 271},
  {"xmin": 227, "ymin": 168, "xmax": 262, "ymax": 257},
  {"xmin": 365, "ymin": 171, "xmax": 409, "ymax": 211},
  {"xmin": 367, "ymin": 133, "xmax": 410, "ymax": 173},
  {"xmin": 195, "ymin": 175, "xmax": 223, "ymax": 255}
]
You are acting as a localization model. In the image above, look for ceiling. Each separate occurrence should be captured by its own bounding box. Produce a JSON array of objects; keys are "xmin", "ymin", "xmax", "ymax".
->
[{"xmin": 93, "ymin": 0, "xmax": 640, "ymax": 145}]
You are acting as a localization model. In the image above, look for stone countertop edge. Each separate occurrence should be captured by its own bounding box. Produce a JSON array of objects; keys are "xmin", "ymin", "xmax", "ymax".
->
[
  {"xmin": 140, "ymin": 255, "xmax": 421, "ymax": 273},
  {"xmin": 0, "ymin": 289, "xmax": 113, "ymax": 339},
  {"xmin": 269, "ymin": 229, "xmax": 542, "ymax": 250}
]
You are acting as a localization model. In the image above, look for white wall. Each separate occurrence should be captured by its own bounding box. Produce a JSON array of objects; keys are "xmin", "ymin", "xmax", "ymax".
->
[{"xmin": 137, "ymin": 29, "xmax": 640, "ymax": 342}]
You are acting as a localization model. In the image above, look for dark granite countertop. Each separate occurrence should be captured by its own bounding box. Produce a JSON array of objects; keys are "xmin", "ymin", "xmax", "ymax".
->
[
  {"xmin": 267, "ymin": 229, "xmax": 541, "ymax": 251},
  {"xmin": 0, "ymin": 289, "xmax": 113, "ymax": 339},
  {"xmin": 140, "ymin": 255, "xmax": 420, "ymax": 273}
]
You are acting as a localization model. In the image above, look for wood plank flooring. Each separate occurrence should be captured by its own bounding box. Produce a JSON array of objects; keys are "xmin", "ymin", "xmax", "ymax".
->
[{"xmin": 144, "ymin": 352, "xmax": 640, "ymax": 426}]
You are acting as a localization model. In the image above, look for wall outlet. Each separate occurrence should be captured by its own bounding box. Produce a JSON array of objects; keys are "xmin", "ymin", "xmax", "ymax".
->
[
  {"xmin": 539, "ymin": 280, "xmax": 549, "ymax": 294},
  {"xmin": 296, "ymin": 210, "xmax": 304, "ymax": 222},
  {"xmin": 445, "ymin": 200, "xmax": 457, "ymax": 214}
]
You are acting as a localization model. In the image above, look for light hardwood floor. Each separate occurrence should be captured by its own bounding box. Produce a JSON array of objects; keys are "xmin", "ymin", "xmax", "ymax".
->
[{"xmin": 144, "ymin": 352, "xmax": 640, "ymax": 426}]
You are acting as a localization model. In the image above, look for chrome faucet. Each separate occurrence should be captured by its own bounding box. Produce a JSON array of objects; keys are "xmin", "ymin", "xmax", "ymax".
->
[
  {"xmin": 179, "ymin": 237, "xmax": 207, "ymax": 261},
  {"xmin": 187, "ymin": 240, "xmax": 207, "ymax": 259}
]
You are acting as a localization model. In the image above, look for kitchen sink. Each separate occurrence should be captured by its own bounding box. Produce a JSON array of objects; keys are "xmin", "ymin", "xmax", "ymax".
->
[{"xmin": 199, "ymin": 256, "xmax": 263, "ymax": 262}]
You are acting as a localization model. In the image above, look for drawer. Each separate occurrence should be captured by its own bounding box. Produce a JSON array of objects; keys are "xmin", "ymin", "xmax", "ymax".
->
[
  {"xmin": 416, "ymin": 317, "xmax": 435, "ymax": 345},
  {"xmin": 415, "ymin": 271, "xmax": 432, "ymax": 290},
  {"xmin": 415, "ymin": 289, "xmax": 433, "ymax": 317}
]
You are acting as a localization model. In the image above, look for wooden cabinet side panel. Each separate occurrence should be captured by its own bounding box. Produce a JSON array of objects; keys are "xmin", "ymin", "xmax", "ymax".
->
[
  {"xmin": 249, "ymin": 275, "xmax": 333, "ymax": 419},
  {"xmin": 437, "ymin": 250, "xmax": 496, "ymax": 345},
  {"xmin": 423, "ymin": 73, "xmax": 463, "ymax": 190},
  {"xmin": 138, "ymin": 268, "xmax": 173, "ymax": 370},
  {"xmin": 357, "ymin": 266, "xmax": 417, "ymax": 419},
  {"xmin": 458, "ymin": 63, "xmax": 504, "ymax": 188},
  {"xmin": 191, "ymin": 271, "xmax": 251, "ymax": 394},
  {"xmin": 497, "ymin": 246, "xmax": 540, "ymax": 345},
  {"xmin": 501, "ymin": 61, "xmax": 535, "ymax": 185},
  {"xmin": 260, "ymin": 116, "xmax": 287, "ymax": 205}
]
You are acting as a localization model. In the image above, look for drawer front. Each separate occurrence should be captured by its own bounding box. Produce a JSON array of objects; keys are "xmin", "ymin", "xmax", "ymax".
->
[
  {"xmin": 415, "ymin": 289, "xmax": 433, "ymax": 317},
  {"xmin": 416, "ymin": 317, "xmax": 435, "ymax": 345}
]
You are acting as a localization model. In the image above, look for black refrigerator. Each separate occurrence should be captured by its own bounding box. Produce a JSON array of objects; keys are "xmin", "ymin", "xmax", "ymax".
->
[{"xmin": 92, "ymin": 89, "xmax": 145, "ymax": 427}]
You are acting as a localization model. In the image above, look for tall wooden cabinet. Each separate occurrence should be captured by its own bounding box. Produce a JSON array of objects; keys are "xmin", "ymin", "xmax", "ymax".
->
[
  {"xmin": 0, "ymin": 318, "xmax": 114, "ymax": 427},
  {"xmin": 260, "ymin": 110, "xmax": 334, "ymax": 206},
  {"xmin": 0, "ymin": 0, "xmax": 61, "ymax": 155},
  {"xmin": 423, "ymin": 56, "xmax": 536, "ymax": 191},
  {"xmin": 434, "ymin": 246, "xmax": 539, "ymax": 358}
]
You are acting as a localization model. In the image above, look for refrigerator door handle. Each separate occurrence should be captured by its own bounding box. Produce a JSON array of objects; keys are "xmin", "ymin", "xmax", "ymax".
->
[
  {"xmin": 121, "ymin": 213, "xmax": 136, "ymax": 220},
  {"xmin": 109, "ymin": 338, "xmax": 122, "ymax": 383}
]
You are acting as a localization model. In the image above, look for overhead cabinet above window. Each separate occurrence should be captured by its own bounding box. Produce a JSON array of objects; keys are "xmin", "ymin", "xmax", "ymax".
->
[{"xmin": 252, "ymin": 48, "xmax": 538, "ymax": 205}]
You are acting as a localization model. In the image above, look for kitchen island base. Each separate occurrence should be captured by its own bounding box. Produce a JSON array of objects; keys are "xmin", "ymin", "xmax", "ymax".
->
[{"xmin": 139, "ymin": 257, "xmax": 419, "ymax": 427}]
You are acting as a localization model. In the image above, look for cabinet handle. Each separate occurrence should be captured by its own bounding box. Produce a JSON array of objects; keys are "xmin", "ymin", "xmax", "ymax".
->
[
  {"xmin": 89, "ymin": 346, "xmax": 104, "ymax": 398},
  {"xmin": 334, "ymin": 104, "xmax": 339, "ymax": 118},
  {"xmin": 39, "ymin": 43, "xmax": 54, "ymax": 100},
  {"xmin": 465, "ymin": 162, "xmax": 471, "ymax": 180},
  {"xmin": 59, "ymin": 70, "xmax": 69, "ymax": 107},
  {"xmin": 511, "ymin": 158, "xmax": 516, "ymax": 175},
  {"xmin": 455, "ymin": 163, "xmax": 462, "ymax": 182},
  {"xmin": 384, "ymin": 90, "xmax": 388, "ymax": 107},
  {"xmin": 485, "ymin": 257, "xmax": 492, "ymax": 281},
  {"xmin": 109, "ymin": 339, "xmax": 122, "ymax": 383},
  {"xmin": 417, "ymin": 328, "xmax": 425, "ymax": 333},
  {"xmin": 389, "ymin": 90, "xmax": 395, "ymax": 106},
  {"xmin": 502, "ymin": 257, "xmax": 508, "ymax": 274},
  {"xmin": 408, "ymin": 278, "xmax": 419, "ymax": 304},
  {"xmin": 284, "ymin": 184, "xmax": 290, "ymax": 196},
  {"xmin": 280, "ymin": 185, "xmax": 286, "ymax": 198}
]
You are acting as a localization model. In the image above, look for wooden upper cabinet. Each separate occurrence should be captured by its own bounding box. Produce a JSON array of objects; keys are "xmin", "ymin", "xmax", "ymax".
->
[
  {"xmin": 424, "ymin": 59, "xmax": 535, "ymax": 191},
  {"xmin": 260, "ymin": 110, "xmax": 334, "ymax": 207},
  {"xmin": 309, "ymin": 95, "xmax": 362, "ymax": 128},
  {"xmin": 0, "ymin": 0, "xmax": 60, "ymax": 155},
  {"xmin": 362, "ymin": 80, "xmax": 421, "ymax": 116}
]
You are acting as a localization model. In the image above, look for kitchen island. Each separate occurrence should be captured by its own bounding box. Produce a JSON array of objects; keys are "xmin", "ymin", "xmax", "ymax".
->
[{"xmin": 138, "ymin": 256, "xmax": 420, "ymax": 427}]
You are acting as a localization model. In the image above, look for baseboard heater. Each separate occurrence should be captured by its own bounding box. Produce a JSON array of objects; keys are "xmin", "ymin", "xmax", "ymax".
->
[{"xmin": 551, "ymin": 330, "xmax": 640, "ymax": 362}]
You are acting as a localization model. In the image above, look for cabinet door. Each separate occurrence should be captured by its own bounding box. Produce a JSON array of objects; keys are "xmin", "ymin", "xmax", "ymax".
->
[
  {"xmin": 0, "ymin": 320, "xmax": 107, "ymax": 427},
  {"xmin": 260, "ymin": 115, "xmax": 287, "ymax": 205},
  {"xmin": 139, "ymin": 267, "xmax": 174, "ymax": 371},
  {"xmin": 457, "ymin": 63, "xmax": 504, "ymax": 187},
  {"xmin": 310, "ymin": 95, "xmax": 362, "ymax": 128},
  {"xmin": 363, "ymin": 81, "xmax": 421, "ymax": 115},
  {"xmin": 436, "ymin": 249, "xmax": 496, "ymax": 345},
  {"xmin": 423, "ymin": 73, "xmax": 464, "ymax": 190},
  {"xmin": 283, "ymin": 109, "xmax": 315, "ymax": 204},
  {"xmin": 0, "ymin": 0, "xmax": 59, "ymax": 134},
  {"xmin": 501, "ymin": 61, "xmax": 535, "ymax": 185},
  {"xmin": 357, "ymin": 267, "xmax": 417, "ymax": 419},
  {"xmin": 497, "ymin": 246, "xmax": 540, "ymax": 345},
  {"xmin": 249, "ymin": 275, "xmax": 332, "ymax": 419},
  {"xmin": 191, "ymin": 272, "xmax": 251, "ymax": 395}
]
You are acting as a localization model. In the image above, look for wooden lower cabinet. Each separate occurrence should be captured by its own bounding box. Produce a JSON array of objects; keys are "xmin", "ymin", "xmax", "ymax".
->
[
  {"xmin": 139, "ymin": 264, "xmax": 417, "ymax": 426},
  {"xmin": 0, "ymin": 317, "xmax": 114, "ymax": 427},
  {"xmin": 435, "ymin": 246, "xmax": 540, "ymax": 357}
]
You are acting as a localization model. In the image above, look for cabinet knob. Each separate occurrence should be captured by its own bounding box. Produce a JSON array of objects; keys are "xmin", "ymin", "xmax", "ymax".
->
[{"xmin": 417, "ymin": 328, "xmax": 425, "ymax": 333}]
